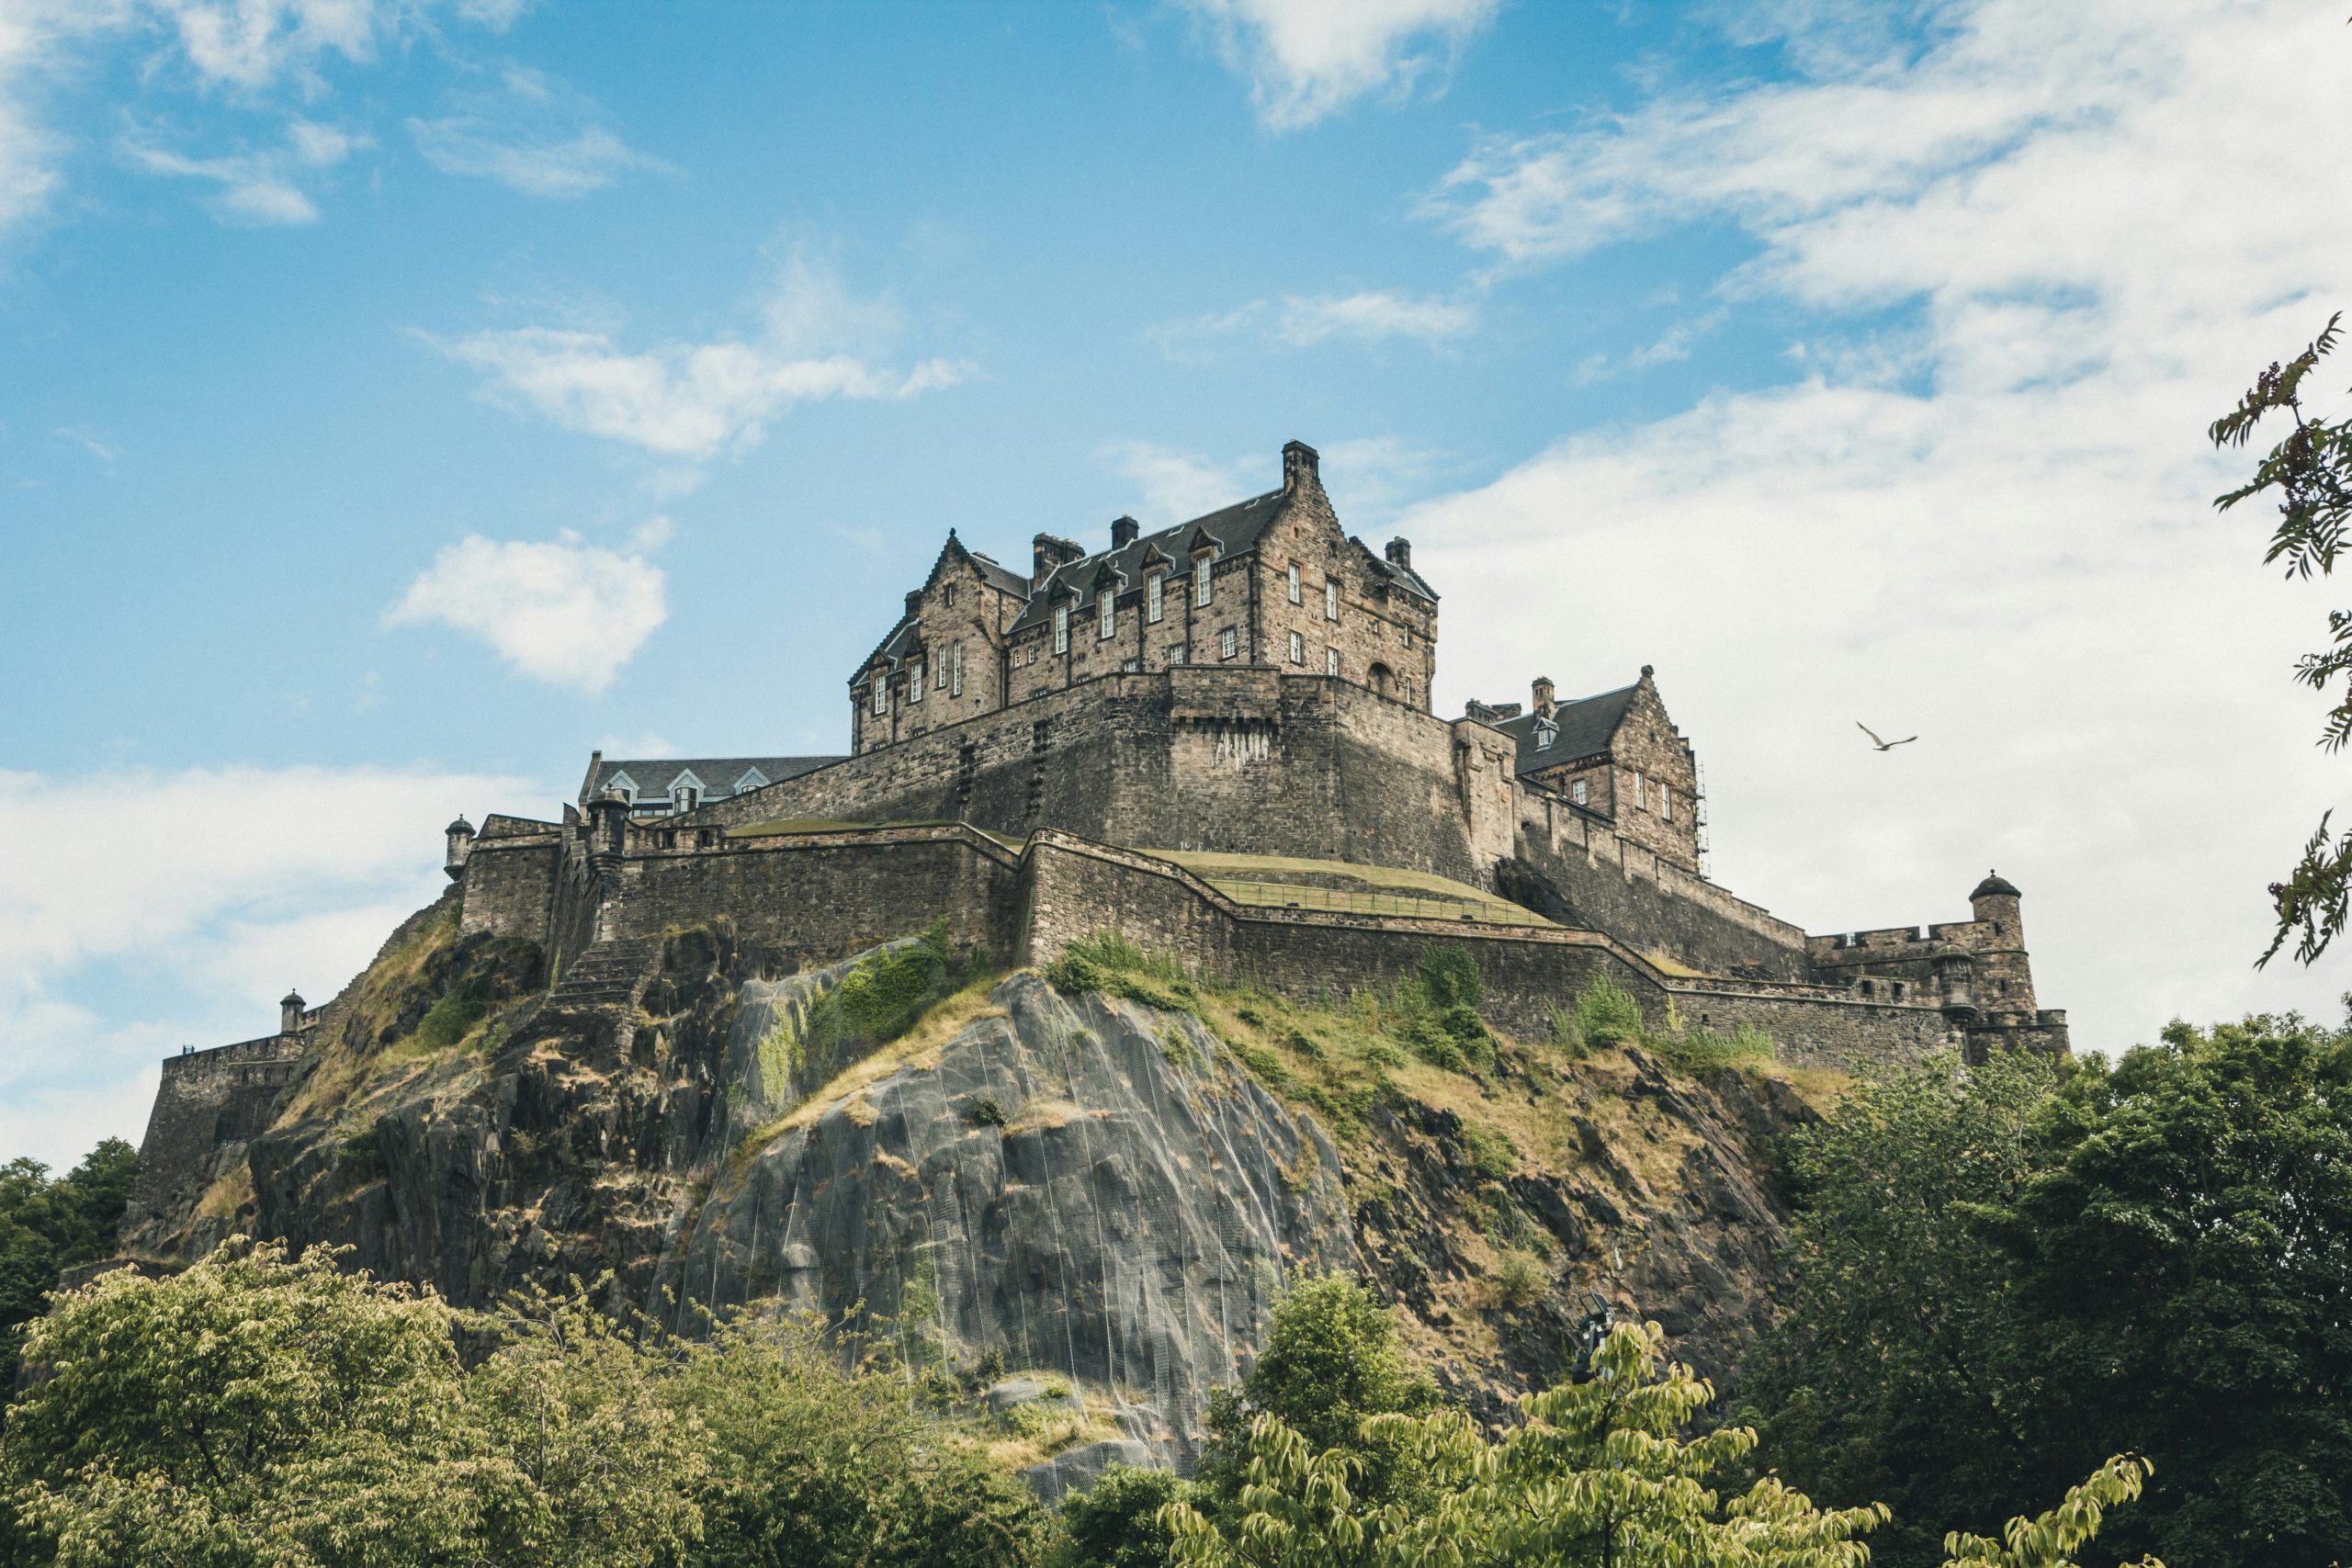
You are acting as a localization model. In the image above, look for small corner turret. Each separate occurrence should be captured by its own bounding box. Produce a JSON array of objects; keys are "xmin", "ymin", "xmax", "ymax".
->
[
  {"xmin": 279, "ymin": 988, "xmax": 306, "ymax": 1035},
  {"xmin": 445, "ymin": 816, "xmax": 476, "ymax": 880}
]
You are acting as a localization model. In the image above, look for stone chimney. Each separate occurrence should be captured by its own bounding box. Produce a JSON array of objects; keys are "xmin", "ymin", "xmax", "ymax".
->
[
  {"xmin": 1111, "ymin": 515, "xmax": 1139, "ymax": 549},
  {"xmin": 1282, "ymin": 439, "xmax": 1319, "ymax": 492},
  {"xmin": 1385, "ymin": 536, "xmax": 1411, "ymax": 570},
  {"xmin": 904, "ymin": 590, "xmax": 922, "ymax": 621},
  {"xmin": 1033, "ymin": 533, "xmax": 1085, "ymax": 588},
  {"xmin": 280, "ymin": 989, "xmax": 306, "ymax": 1035},
  {"xmin": 445, "ymin": 816, "xmax": 475, "ymax": 880},
  {"xmin": 1532, "ymin": 677, "xmax": 1555, "ymax": 717}
]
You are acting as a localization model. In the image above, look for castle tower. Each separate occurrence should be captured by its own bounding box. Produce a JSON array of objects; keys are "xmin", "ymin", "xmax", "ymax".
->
[
  {"xmin": 279, "ymin": 988, "xmax": 305, "ymax": 1035},
  {"xmin": 1967, "ymin": 871, "xmax": 2036, "ymax": 1016},
  {"xmin": 446, "ymin": 816, "xmax": 476, "ymax": 880}
]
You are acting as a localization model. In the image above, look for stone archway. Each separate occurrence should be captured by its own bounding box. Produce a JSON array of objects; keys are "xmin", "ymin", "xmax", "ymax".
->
[{"xmin": 1369, "ymin": 660, "xmax": 1396, "ymax": 699}]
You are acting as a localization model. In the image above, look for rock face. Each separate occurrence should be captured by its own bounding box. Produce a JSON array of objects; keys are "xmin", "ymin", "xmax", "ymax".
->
[
  {"xmin": 130, "ymin": 908, "xmax": 1817, "ymax": 1479},
  {"xmin": 676, "ymin": 973, "xmax": 1355, "ymax": 1462}
]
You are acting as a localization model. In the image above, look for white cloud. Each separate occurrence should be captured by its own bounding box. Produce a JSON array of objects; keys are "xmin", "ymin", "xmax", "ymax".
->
[
  {"xmin": 0, "ymin": 762, "xmax": 532, "ymax": 1168},
  {"xmin": 435, "ymin": 254, "xmax": 968, "ymax": 460},
  {"xmin": 152, "ymin": 0, "xmax": 382, "ymax": 93},
  {"xmin": 1153, "ymin": 288, "xmax": 1476, "ymax": 356},
  {"xmin": 1405, "ymin": 0, "xmax": 2352, "ymax": 1056},
  {"xmin": 1101, "ymin": 441, "xmax": 1261, "ymax": 525},
  {"xmin": 1180, "ymin": 0, "xmax": 1499, "ymax": 130},
  {"xmin": 384, "ymin": 528, "xmax": 668, "ymax": 693},
  {"xmin": 407, "ymin": 65, "xmax": 672, "ymax": 197},
  {"xmin": 121, "ymin": 114, "xmax": 368, "ymax": 225}
]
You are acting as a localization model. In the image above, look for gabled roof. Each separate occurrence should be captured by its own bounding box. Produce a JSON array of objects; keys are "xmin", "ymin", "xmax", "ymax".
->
[
  {"xmin": 1361, "ymin": 539, "xmax": 1438, "ymax": 603},
  {"xmin": 589, "ymin": 756, "xmax": 840, "ymax": 804},
  {"xmin": 1008, "ymin": 489, "xmax": 1291, "ymax": 636},
  {"xmin": 1489, "ymin": 682, "xmax": 1642, "ymax": 775},
  {"xmin": 931, "ymin": 530, "xmax": 1031, "ymax": 599}
]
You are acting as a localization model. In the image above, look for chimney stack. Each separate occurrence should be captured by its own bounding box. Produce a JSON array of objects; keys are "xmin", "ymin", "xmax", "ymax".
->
[
  {"xmin": 1032, "ymin": 533, "xmax": 1085, "ymax": 588},
  {"xmin": 1532, "ymin": 677, "xmax": 1555, "ymax": 717},
  {"xmin": 904, "ymin": 590, "xmax": 922, "ymax": 620},
  {"xmin": 1282, "ymin": 439, "xmax": 1320, "ymax": 492},
  {"xmin": 1111, "ymin": 515, "xmax": 1139, "ymax": 548},
  {"xmin": 1385, "ymin": 536, "xmax": 1411, "ymax": 570}
]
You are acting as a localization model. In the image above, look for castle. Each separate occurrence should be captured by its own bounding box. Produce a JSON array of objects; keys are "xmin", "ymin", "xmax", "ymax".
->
[{"xmin": 130, "ymin": 440, "xmax": 2065, "ymax": 1227}]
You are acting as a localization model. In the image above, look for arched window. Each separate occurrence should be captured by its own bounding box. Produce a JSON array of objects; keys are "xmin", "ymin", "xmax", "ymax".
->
[{"xmin": 1369, "ymin": 661, "xmax": 1396, "ymax": 698}]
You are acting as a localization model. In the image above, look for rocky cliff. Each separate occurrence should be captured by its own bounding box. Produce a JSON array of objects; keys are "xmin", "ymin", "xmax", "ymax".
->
[{"xmin": 124, "ymin": 897, "xmax": 1826, "ymax": 1477}]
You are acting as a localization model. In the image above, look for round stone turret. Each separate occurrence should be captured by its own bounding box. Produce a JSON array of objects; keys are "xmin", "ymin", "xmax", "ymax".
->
[
  {"xmin": 1971, "ymin": 870, "xmax": 2021, "ymax": 901},
  {"xmin": 445, "ymin": 815, "xmax": 476, "ymax": 880},
  {"xmin": 279, "ymin": 988, "xmax": 306, "ymax": 1034}
]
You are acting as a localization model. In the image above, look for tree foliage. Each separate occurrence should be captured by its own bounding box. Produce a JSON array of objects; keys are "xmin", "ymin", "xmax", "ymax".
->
[
  {"xmin": 1164, "ymin": 1318, "xmax": 2153, "ymax": 1568},
  {"xmin": 0, "ymin": 1139, "xmax": 136, "ymax": 1388},
  {"xmin": 2211, "ymin": 312, "xmax": 2352, "ymax": 963},
  {"xmin": 1741, "ymin": 1025, "xmax": 2352, "ymax": 1568}
]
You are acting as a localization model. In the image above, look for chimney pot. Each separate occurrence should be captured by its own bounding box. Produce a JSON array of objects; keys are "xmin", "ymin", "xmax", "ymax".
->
[
  {"xmin": 1532, "ymin": 677, "xmax": 1555, "ymax": 717},
  {"xmin": 1385, "ymin": 536, "xmax": 1411, "ymax": 569},
  {"xmin": 1111, "ymin": 515, "xmax": 1139, "ymax": 548},
  {"xmin": 904, "ymin": 590, "xmax": 922, "ymax": 619}
]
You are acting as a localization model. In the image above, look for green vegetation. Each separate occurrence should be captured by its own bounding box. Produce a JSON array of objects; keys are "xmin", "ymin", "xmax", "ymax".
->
[
  {"xmin": 0, "ymin": 1139, "xmax": 135, "ymax": 1387},
  {"xmin": 759, "ymin": 924, "xmax": 980, "ymax": 1098},
  {"xmin": 1656, "ymin": 1020, "xmax": 1774, "ymax": 1071},
  {"xmin": 1146, "ymin": 848, "xmax": 1552, "ymax": 926},
  {"xmin": 1740, "ymin": 1019, "xmax": 2352, "ymax": 1568},
  {"xmin": 1, "ymin": 1237, "xmax": 1046, "ymax": 1568},
  {"xmin": 412, "ymin": 968, "xmax": 493, "ymax": 1050}
]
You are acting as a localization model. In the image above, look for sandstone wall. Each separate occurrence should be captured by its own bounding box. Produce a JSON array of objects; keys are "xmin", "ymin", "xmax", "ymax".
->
[{"xmin": 458, "ymin": 834, "xmax": 559, "ymax": 942}]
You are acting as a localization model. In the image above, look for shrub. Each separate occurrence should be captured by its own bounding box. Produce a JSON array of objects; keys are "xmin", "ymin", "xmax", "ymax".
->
[
  {"xmin": 1660, "ymin": 1022, "xmax": 1775, "ymax": 1072},
  {"xmin": 1047, "ymin": 931, "xmax": 1200, "ymax": 1014},
  {"xmin": 1461, "ymin": 1123, "xmax": 1519, "ymax": 1182},
  {"xmin": 969, "ymin": 1094, "xmax": 1008, "ymax": 1128},
  {"xmin": 1491, "ymin": 1247, "xmax": 1546, "ymax": 1310},
  {"xmin": 413, "ymin": 970, "xmax": 492, "ymax": 1051},
  {"xmin": 1573, "ymin": 977, "xmax": 1647, "ymax": 1050},
  {"xmin": 1418, "ymin": 943, "xmax": 1484, "ymax": 1010},
  {"xmin": 1055, "ymin": 1462, "xmax": 1188, "ymax": 1568}
]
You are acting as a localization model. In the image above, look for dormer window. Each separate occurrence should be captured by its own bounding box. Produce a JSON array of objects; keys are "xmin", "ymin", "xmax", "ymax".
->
[
  {"xmin": 1571, "ymin": 778, "xmax": 1588, "ymax": 807},
  {"xmin": 1194, "ymin": 555, "xmax": 1212, "ymax": 606},
  {"xmin": 671, "ymin": 772, "xmax": 706, "ymax": 814},
  {"xmin": 734, "ymin": 768, "xmax": 768, "ymax": 794},
  {"xmin": 1148, "ymin": 573, "xmax": 1164, "ymax": 623},
  {"xmin": 608, "ymin": 772, "xmax": 638, "ymax": 805},
  {"xmin": 1534, "ymin": 719, "xmax": 1557, "ymax": 750},
  {"xmin": 1288, "ymin": 563, "xmax": 1302, "ymax": 604},
  {"xmin": 1099, "ymin": 587, "xmax": 1115, "ymax": 639},
  {"xmin": 1324, "ymin": 580, "xmax": 1339, "ymax": 621},
  {"xmin": 1054, "ymin": 604, "xmax": 1069, "ymax": 654}
]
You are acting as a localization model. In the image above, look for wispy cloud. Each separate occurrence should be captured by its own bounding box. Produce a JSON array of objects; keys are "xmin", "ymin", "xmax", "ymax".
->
[
  {"xmin": 120, "ymin": 114, "xmax": 367, "ymax": 225},
  {"xmin": 1155, "ymin": 288, "xmax": 1476, "ymax": 357},
  {"xmin": 384, "ymin": 526, "xmax": 670, "ymax": 694},
  {"xmin": 51, "ymin": 427, "xmax": 118, "ymax": 462},
  {"xmin": 1178, "ymin": 0, "xmax": 1499, "ymax": 130},
  {"xmin": 1100, "ymin": 441, "xmax": 1261, "ymax": 525},
  {"xmin": 408, "ymin": 65, "xmax": 673, "ymax": 197},
  {"xmin": 433, "ymin": 252, "xmax": 969, "ymax": 461},
  {"xmin": 1408, "ymin": 0, "xmax": 2352, "ymax": 1057}
]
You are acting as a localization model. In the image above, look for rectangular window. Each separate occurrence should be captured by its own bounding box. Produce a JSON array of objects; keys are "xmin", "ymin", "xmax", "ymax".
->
[
  {"xmin": 872, "ymin": 678, "xmax": 888, "ymax": 716},
  {"xmin": 1219, "ymin": 626, "xmax": 1238, "ymax": 660},
  {"xmin": 910, "ymin": 660, "xmax": 924, "ymax": 703},
  {"xmin": 1288, "ymin": 630, "xmax": 1303, "ymax": 664},
  {"xmin": 1099, "ymin": 589, "xmax": 1115, "ymax": 640},
  {"xmin": 1661, "ymin": 785, "xmax": 1672, "ymax": 822},
  {"xmin": 1325, "ymin": 647, "xmax": 1339, "ymax": 677},
  {"xmin": 1147, "ymin": 573, "xmax": 1163, "ymax": 623},
  {"xmin": 1402, "ymin": 677, "xmax": 1413, "ymax": 706},
  {"xmin": 1287, "ymin": 563, "xmax": 1302, "ymax": 604},
  {"xmin": 1571, "ymin": 778, "xmax": 1588, "ymax": 806},
  {"xmin": 951, "ymin": 641, "xmax": 964, "ymax": 696},
  {"xmin": 1122, "ymin": 658, "xmax": 1139, "ymax": 672},
  {"xmin": 1324, "ymin": 580, "xmax": 1339, "ymax": 621},
  {"xmin": 1634, "ymin": 772, "xmax": 1646, "ymax": 809},
  {"xmin": 1194, "ymin": 557, "xmax": 1212, "ymax": 606},
  {"xmin": 1169, "ymin": 644, "xmax": 1186, "ymax": 665},
  {"xmin": 1053, "ymin": 604, "xmax": 1069, "ymax": 654},
  {"xmin": 943, "ymin": 584, "xmax": 956, "ymax": 606}
]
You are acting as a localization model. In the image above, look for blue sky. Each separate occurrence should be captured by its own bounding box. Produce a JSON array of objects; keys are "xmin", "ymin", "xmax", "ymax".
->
[{"xmin": 5, "ymin": 0, "xmax": 2350, "ymax": 1167}]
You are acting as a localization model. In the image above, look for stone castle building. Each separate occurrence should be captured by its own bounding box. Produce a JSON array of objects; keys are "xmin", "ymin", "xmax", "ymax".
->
[{"xmin": 130, "ymin": 439, "xmax": 2065, "ymax": 1233}]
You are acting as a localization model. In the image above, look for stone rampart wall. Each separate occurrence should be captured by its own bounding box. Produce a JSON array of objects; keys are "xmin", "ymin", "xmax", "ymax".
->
[
  {"xmin": 459, "ymin": 835, "xmax": 559, "ymax": 942},
  {"xmin": 1507, "ymin": 790, "xmax": 1812, "ymax": 980},
  {"xmin": 602, "ymin": 826, "xmax": 1027, "ymax": 972}
]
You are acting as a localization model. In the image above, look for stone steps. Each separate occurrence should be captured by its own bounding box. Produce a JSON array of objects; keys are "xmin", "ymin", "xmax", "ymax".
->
[{"xmin": 547, "ymin": 937, "xmax": 660, "ymax": 1014}]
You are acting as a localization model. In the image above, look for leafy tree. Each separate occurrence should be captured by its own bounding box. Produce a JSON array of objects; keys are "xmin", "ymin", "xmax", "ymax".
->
[
  {"xmin": 1735, "ymin": 1050, "xmax": 2064, "ymax": 1566},
  {"xmin": 678, "ymin": 1309, "xmax": 1046, "ymax": 1568},
  {"xmin": 2211, "ymin": 312, "xmax": 2352, "ymax": 963},
  {"xmin": 1, "ymin": 1236, "xmax": 525, "ymax": 1566},
  {"xmin": 1192, "ymin": 1273, "xmax": 1437, "ymax": 1515},
  {"xmin": 1742, "ymin": 1022, "xmax": 2352, "ymax": 1568},
  {"xmin": 1055, "ymin": 1464, "xmax": 1187, "ymax": 1568},
  {"xmin": 0, "ymin": 1139, "xmax": 136, "ymax": 1387},
  {"xmin": 1975, "ymin": 1017, "xmax": 2352, "ymax": 1567}
]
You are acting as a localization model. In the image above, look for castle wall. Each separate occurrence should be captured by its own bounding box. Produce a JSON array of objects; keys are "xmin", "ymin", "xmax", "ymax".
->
[
  {"xmin": 121, "ymin": 1032, "xmax": 309, "ymax": 1257},
  {"xmin": 599, "ymin": 826, "xmax": 1027, "ymax": 972},
  {"xmin": 458, "ymin": 834, "xmax": 560, "ymax": 942},
  {"xmin": 682, "ymin": 669, "xmax": 1497, "ymax": 886},
  {"xmin": 1671, "ymin": 986, "xmax": 1960, "ymax": 1071},
  {"xmin": 1505, "ymin": 789, "xmax": 1812, "ymax": 980}
]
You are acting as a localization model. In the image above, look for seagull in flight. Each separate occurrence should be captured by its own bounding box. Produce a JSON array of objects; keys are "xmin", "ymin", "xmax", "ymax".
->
[{"xmin": 1857, "ymin": 722, "xmax": 1917, "ymax": 752}]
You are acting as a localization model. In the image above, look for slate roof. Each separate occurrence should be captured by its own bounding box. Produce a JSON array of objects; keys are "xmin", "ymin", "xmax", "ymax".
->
[
  {"xmin": 590, "ymin": 756, "xmax": 841, "ymax": 805},
  {"xmin": 1363, "ymin": 545, "xmax": 1439, "ymax": 603},
  {"xmin": 1006, "ymin": 490, "xmax": 1292, "ymax": 636},
  {"xmin": 1488, "ymin": 682, "xmax": 1641, "ymax": 775},
  {"xmin": 962, "ymin": 547, "xmax": 1031, "ymax": 598}
]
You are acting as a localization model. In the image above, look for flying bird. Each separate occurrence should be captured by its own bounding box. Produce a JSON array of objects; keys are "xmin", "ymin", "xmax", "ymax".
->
[{"xmin": 1857, "ymin": 722, "xmax": 1917, "ymax": 752}]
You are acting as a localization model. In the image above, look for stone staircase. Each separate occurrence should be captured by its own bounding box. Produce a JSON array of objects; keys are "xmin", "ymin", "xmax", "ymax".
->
[{"xmin": 546, "ymin": 936, "xmax": 662, "ymax": 1016}]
